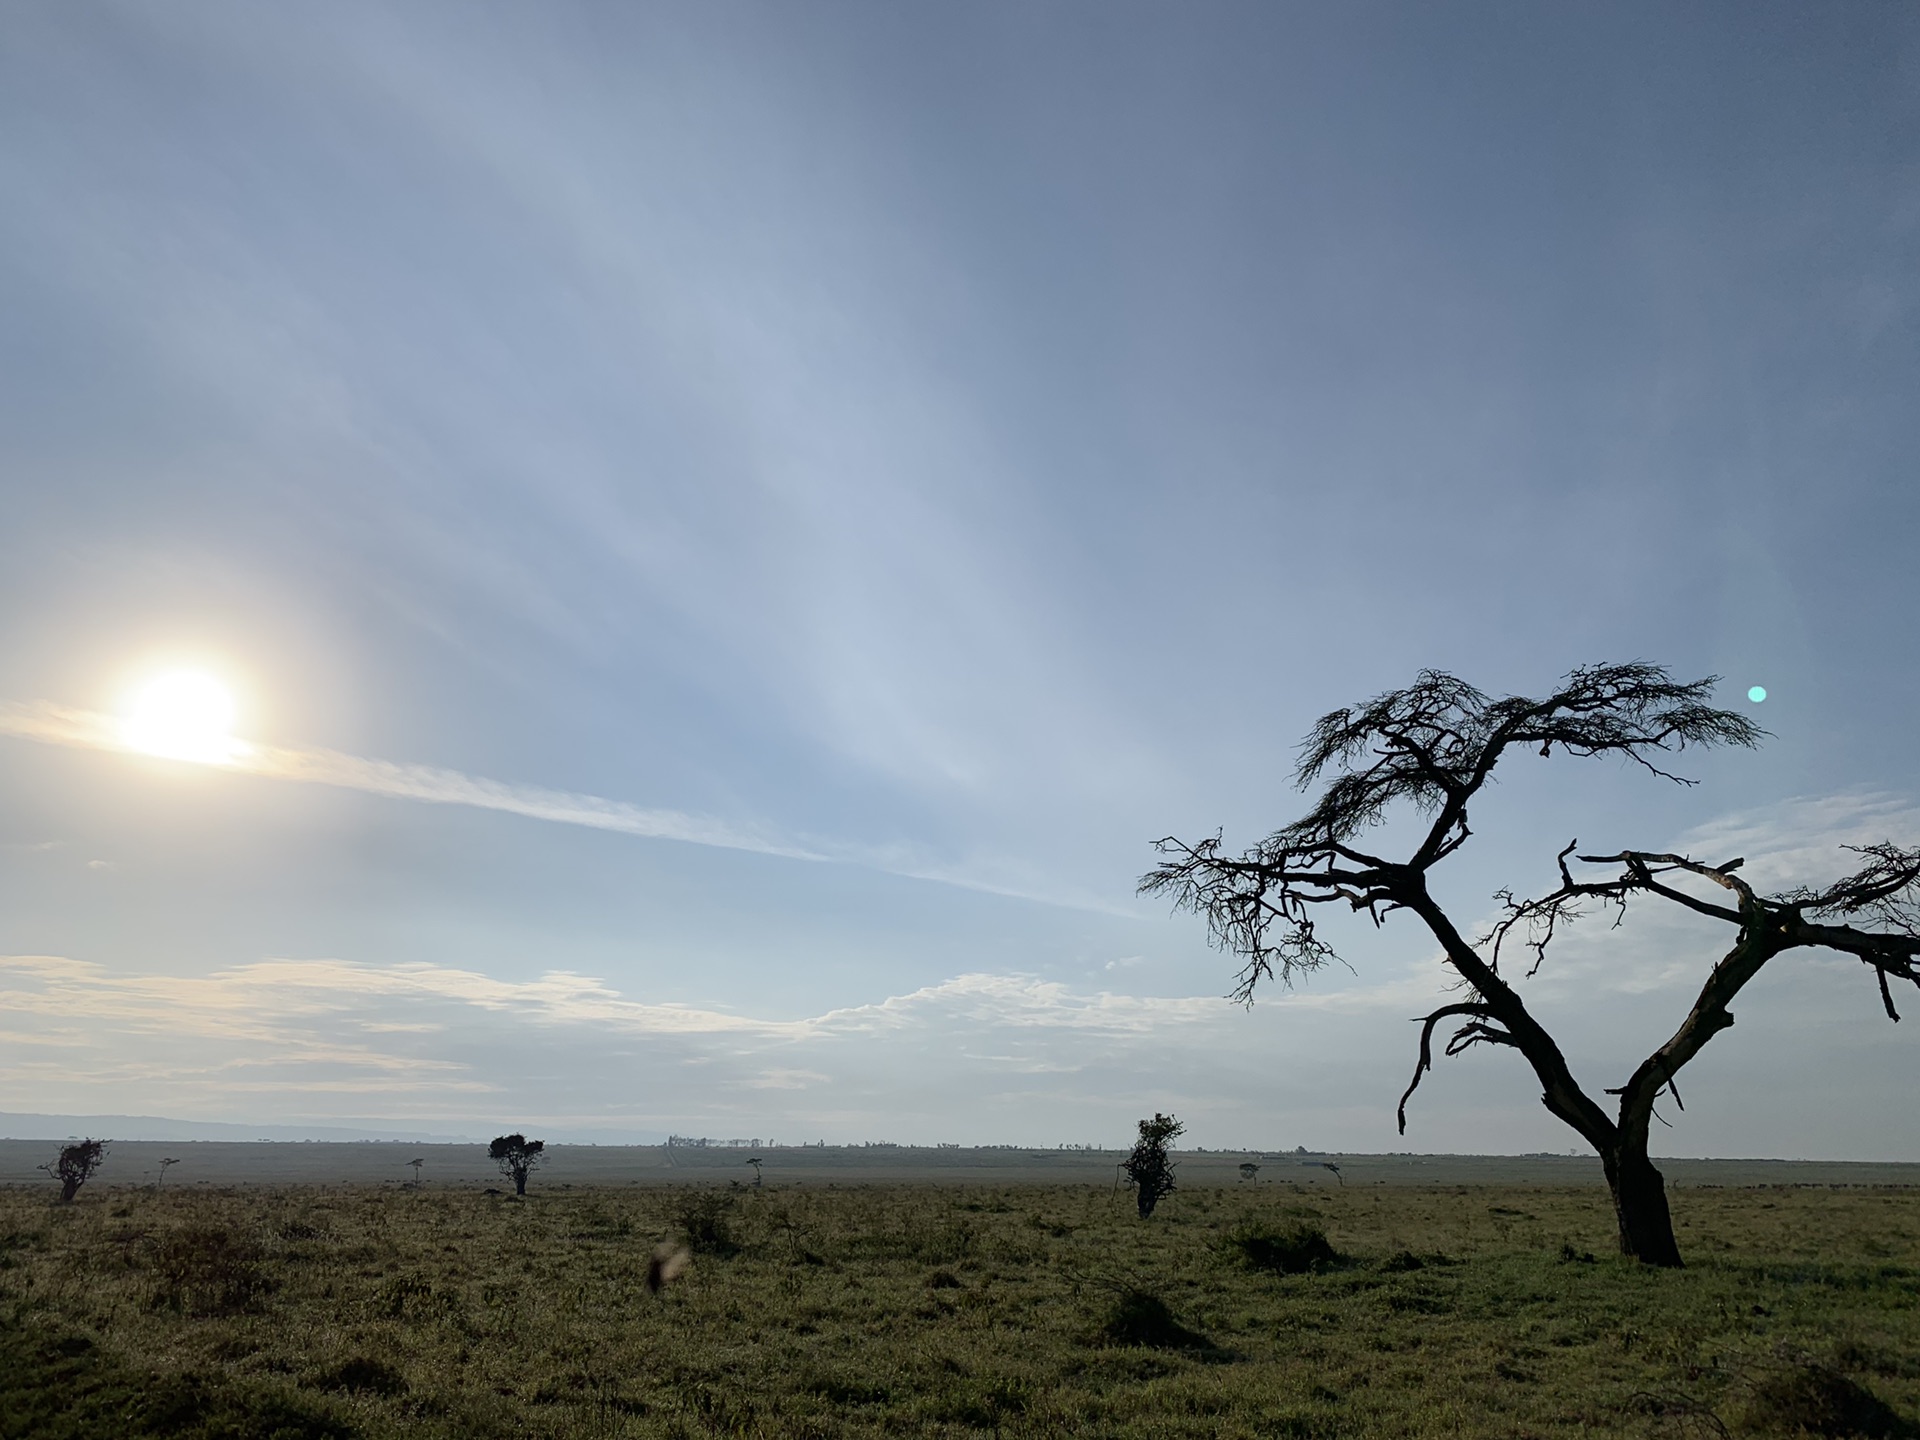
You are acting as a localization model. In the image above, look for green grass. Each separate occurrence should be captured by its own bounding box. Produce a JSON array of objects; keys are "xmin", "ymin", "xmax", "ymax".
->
[{"xmin": 1, "ymin": 1180, "xmax": 1916, "ymax": 1437}]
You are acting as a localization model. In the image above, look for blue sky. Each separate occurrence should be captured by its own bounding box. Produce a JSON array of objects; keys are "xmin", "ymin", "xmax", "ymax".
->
[{"xmin": 2, "ymin": 2, "xmax": 1916, "ymax": 1154}]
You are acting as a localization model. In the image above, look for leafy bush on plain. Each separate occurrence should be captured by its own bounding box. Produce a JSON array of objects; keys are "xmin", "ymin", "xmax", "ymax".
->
[
  {"xmin": 669, "ymin": 1188, "xmax": 740, "ymax": 1257},
  {"xmin": 1096, "ymin": 1285, "xmax": 1216, "ymax": 1351},
  {"xmin": 1736, "ymin": 1358, "xmax": 1913, "ymax": 1438},
  {"xmin": 144, "ymin": 1227, "xmax": 272, "ymax": 1317},
  {"xmin": 1220, "ymin": 1218, "xmax": 1340, "ymax": 1274}
]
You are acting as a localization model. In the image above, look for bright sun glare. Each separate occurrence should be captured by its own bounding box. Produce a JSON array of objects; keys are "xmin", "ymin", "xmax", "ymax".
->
[{"xmin": 121, "ymin": 670, "xmax": 249, "ymax": 765}]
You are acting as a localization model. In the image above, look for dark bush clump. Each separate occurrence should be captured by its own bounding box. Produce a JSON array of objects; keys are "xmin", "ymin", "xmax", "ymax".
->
[
  {"xmin": 1222, "ymin": 1220, "xmax": 1340, "ymax": 1275},
  {"xmin": 1741, "ymin": 1361, "xmax": 1912, "ymax": 1438},
  {"xmin": 314, "ymin": 1356, "xmax": 409, "ymax": 1397},
  {"xmin": 672, "ymin": 1191, "xmax": 740, "ymax": 1257},
  {"xmin": 146, "ymin": 1228, "xmax": 272, "ymax": 1316},
  {"xmin": 1098, "ymin": 1287, "xmax": 1215, "ymax": 1351}
]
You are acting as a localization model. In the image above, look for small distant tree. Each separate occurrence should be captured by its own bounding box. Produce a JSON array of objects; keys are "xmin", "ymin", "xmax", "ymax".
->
[
  {"xmin": 1238, "ymin": 1162, "xmax": 1260, "ymax": 1182},
  {"xmin": 155, "ymin": 1156, "xmax": 181, "ymax": 1191},
  {"xmin": 1120, "ymin": 1114, "xmax": 1184, "ymax": 1218},
  {"xmin": 746, "ymin": 1156, "xmax": 763, "ymax": 1187},
  {"xmin": 489, "ymin": 1134, "xmax": 545, "ymax": 1196},
  {"xmin": 42, "ymin": 1138, "xmax": 107, "ymax": 1203}
]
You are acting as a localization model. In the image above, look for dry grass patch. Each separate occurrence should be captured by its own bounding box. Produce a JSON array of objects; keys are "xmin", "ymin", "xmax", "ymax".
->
[{"xmin": 0, "ymin": 1180, "xmax": 1914, "ymax": 1437}]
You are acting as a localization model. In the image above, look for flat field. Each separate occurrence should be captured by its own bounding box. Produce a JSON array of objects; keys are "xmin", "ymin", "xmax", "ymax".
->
[{"xmin": 2, "ymin": 1177, "xmax": 1917, "ymax": 1438}]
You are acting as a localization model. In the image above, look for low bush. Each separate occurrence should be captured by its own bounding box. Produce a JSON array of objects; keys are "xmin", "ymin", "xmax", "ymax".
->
[
  {"xmin": 1096, "ymin": 1287, "xmax": 1215, "ymax": 1351},
  {"xmin": 145, "ymin": 1227, "xmax": 271, "ymax": 1317},
  {"xmin": 671, "ymin": 1190, "xmax": 740, "ymax": 1257},
  {"xmin": 1221, "ymin": 1219, "xmax": 1340, "ymax": 1274},
  {"xmin": 1737, "ymin": 1360, "xmax": 1913, "ymax": 1438},
  {"xmin": 314, "ymin": 1356, "xmax": 409, "ymax": 1397}
]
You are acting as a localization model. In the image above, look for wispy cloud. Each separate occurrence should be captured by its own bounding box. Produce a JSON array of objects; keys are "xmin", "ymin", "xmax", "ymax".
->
[
  {"xmin": 1674, "ymin": 791, "xmax": 1920, "ymax": 893},
  {"xmin": 0, "ymin": 700, "xmax": 818, "ymax": 860},
  {"xmin": 0, "ymin": 953, "xmax": 1265, "ymax": 1048},
  {"xmin": 0, "ymin": 700, "xmax": 1130, "ymax": 910},
  {"xmin": 0, "ymin": 951, "xmax": 1361, "ymax": 1125}
]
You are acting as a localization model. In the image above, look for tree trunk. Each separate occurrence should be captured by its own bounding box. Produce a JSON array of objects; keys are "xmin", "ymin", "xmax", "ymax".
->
[
  {"xmin": 513, "ymin": 1168, "xmax": 528, "ymax": 1197},
  {"xmin": 1601, "ymin": 1145, "xmax": 1682, "ymax": 1267},
  {"xmin": 59, "ymin": 1177, "xmax": 81, "ymax": 1204}
]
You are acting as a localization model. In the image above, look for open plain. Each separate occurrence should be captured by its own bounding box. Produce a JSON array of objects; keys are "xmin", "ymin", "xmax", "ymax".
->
[{"xmin": 2, "ymin": 1149, "xmax": 1917, "ymax": 1438}]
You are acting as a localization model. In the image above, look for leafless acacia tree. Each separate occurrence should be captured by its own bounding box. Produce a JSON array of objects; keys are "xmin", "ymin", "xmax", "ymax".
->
[{"xmin": 1142, "ymin": 663, "xmax": 1919, "ymax": 1267}]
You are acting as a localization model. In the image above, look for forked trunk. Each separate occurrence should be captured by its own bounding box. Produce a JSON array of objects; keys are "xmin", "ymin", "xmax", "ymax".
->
[{"xmin": 1601, "ymin": 1145, "xmax": 1682, "ymax": 1267}]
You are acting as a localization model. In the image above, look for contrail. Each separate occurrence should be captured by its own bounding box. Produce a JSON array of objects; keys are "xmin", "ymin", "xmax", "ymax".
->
[
  {"xmin": 0, "ymin": 700, "xmax": 822, "ymax": 862},
  {"xmin": 0, "ymin": 700, "xmax": 1130, "ymax": 912}
]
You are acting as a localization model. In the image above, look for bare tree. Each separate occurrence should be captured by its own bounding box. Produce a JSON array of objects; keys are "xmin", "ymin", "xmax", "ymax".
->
[
  {"xmin": 489, "ymin": 1134, "xmax": 545, "ymax": 1196},
  {"xmin": 1142, "ymin": 663, "xmax": 1919, "ymax": 1267},
  {"xmin": 1119, "ymin": 1113, "xmax": 1184, "ymax": 1218},
  {"xmin": 42, "ymin": 1138, "xmax": 107, "ymax": 1203}
]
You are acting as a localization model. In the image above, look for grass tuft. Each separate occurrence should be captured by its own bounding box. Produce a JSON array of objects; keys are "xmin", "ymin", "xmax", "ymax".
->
[{"xmin": 314, "ymin": 1356, "xmax": 409, "ymax": 1397}]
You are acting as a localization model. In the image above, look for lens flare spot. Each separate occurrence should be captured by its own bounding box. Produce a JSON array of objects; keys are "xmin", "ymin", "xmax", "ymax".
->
[
  {"xmin": 1747, "ymin": 685, "xmax": 1767, "ymax": 703},
  {"xmin": 122, "ymin": 671, "xmax": 249, "ymax": 764}
]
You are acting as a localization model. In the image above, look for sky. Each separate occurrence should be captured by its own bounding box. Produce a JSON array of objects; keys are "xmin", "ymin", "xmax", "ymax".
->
[{"xmin": 1, "ymin": 2, "xmax": 1916, "ymax": 1156}]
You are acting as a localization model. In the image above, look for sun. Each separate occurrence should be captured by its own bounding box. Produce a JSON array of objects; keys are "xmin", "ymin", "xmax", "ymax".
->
[{"xmin": 121, "ymin": 670, "xmax": 250, "ymax": 765}]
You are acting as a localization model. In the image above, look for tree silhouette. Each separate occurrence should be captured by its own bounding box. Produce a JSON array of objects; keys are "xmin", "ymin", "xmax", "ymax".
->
[
  {"xmin": 42, "ymin": 1138, "xmax": 106, "ymax": 1203},
  {"xmin": 1120, "ymin": 1114, "xmax": 1184, "ymax": 1218},
  {"xmin": 488, "ymin": 1134, "xmax": 545, "ymax": 1196},
  {"xmin": 1142, "ymin": 663, "xmax": 1919, "ymax": 1266}
]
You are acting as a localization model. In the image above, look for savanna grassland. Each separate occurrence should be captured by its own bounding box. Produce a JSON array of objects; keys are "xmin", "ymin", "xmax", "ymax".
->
[{"xmin": 2, "ymin": 1179, "xmax": 1917, "ymax": 1439}]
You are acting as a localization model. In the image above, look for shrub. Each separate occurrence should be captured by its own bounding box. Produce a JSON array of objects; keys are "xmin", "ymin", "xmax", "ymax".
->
[
  {"xmin": 1097, "ymin": 1287, "xmax": 1214, "ymax": 1351},
  {"xmin": 672, "ymin": 1190, "xmax": 740, "ymax": 1257},
  {"xmin": 1738, "ymin": 1361, "xmax": 1912, "ymax": 1438},
  {"xmin": 1119, "ymin": 1114, "xmax": 1184, "ymax": 1220},
  {"xmin": 146, "ymin": 1228, "xmax": 272, "ymax": 1317},
  {"xmin": 1221, "ymin": 1220, "xmax": 1340, "ymax": 1275}
]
